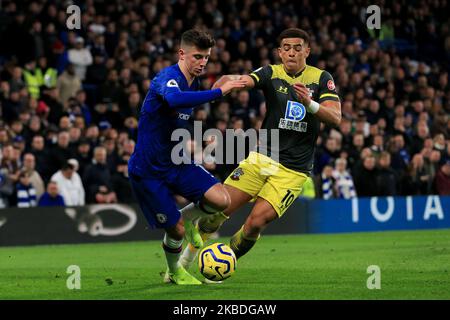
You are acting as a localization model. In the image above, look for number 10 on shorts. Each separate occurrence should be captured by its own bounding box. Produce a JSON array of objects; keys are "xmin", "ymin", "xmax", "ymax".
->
[{"xmin": 280, "ymin": 190, "xmax": 295, "ymax": 210}]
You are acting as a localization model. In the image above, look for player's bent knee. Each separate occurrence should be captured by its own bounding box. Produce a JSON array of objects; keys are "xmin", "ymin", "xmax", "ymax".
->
[
  {"xmin": 204, "ymin": 187, "xmax": 230, "ymax": 212},
  {"xmin": 215, "ymin": 192, "xmax": 231, "ymax": 211},
  {"xmin": 165, "ymin": 221, "xmax": 185, "ymax": 241}
]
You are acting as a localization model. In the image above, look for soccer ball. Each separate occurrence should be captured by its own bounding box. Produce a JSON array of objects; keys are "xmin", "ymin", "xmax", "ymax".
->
[{"xmin": 198, "ymin": 243, "xmax": 237, "ymax": 281}]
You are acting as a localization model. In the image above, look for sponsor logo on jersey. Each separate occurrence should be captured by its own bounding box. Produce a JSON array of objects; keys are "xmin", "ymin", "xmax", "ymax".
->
[
  {"xmin": 230, "ymin": 168, "xmax": 244, "ymax": 181},
  {"xmin": 327, "ymin": 80, "xmax": 335, "ymax": 91},
  {"xmin": 285, "ymin": 100, "xmax": 306, "ymax": 121},
  {"xmin": 279, "ymin": 119, "xmax": 308, "ymax": 132},
  {"xmin": 279, "ymin": 100, "xmax": 308, "ymax": 132},
  {"xmin": 167, "ymin": 79, "xmax": 179, "ymax": 87}
]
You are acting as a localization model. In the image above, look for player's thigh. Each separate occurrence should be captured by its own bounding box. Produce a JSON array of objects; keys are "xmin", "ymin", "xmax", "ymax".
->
[
  {"xmin": 172, "ymin": 164, "xmax": 225, "ymax": 208},
  {"xmin": 223, "ymin": 184, "xmax": 253, "ymax": 217},
  {"xmin": 244, "ymin": 197, "xmax": 279, "ymax": 232},
  {"xmin": 258, "ymin": 168, "xmax": 308, "ymax": 217},
  {"xmin": 129, "ymin": 174, "xmax": 181, "ymax": 230},
  {"xmin": 224, "ymin": 153, "xmax": 268, "ymax": 201}
]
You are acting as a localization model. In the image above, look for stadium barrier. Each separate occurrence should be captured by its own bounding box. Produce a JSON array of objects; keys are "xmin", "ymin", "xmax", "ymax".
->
[
  {"xmin": 0, "ymin": 196, "xmax": 449, "ymax": 246},
  {"xmin": 305, "ymin": 195, "xmax": 450, "ymax": 233}
]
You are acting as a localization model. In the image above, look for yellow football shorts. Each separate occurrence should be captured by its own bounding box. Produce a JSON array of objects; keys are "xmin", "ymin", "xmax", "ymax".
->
[{"xmin": 224, "ymin": 151, "xmax": 308, "ymax": 217}]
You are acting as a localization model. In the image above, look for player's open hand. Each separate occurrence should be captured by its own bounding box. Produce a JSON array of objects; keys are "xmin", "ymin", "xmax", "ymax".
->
[
  {"xmin": 219, "ymin": 79, "xmax": 247, "ymax": 96},
  {"xmin": 212, "ymin": 75, "xmax": 242, "ymax": 89},
  {"xmin": 293, "ymin": 82, "xmax": 311, "ymax": 106}
]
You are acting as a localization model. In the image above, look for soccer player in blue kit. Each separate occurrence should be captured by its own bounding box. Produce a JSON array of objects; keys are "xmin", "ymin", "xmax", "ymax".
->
[{"xmin": 128, "ymin": 29, "xmax": 246, "ymax": 285}]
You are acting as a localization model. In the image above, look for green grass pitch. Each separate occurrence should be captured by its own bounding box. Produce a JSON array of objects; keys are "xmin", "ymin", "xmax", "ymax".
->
[{"xmin": 1, "ymin": 229, "xmax": 449, "ymax": 300}]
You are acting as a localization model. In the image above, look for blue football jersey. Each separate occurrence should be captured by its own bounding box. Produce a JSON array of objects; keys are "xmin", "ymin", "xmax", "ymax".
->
[{"xmin": 128, "ymin": 64, "xmax": 199, "ymax": 177}]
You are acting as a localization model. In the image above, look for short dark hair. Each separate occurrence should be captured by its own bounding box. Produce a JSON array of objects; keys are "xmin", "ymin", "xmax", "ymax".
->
[
  {"xmin": 278, "ymin": 28, "xmax": 310, "ymax": 46},
  {"xmin": 181, "ymin": 29, "xmax": 216, "ymax": 49}
]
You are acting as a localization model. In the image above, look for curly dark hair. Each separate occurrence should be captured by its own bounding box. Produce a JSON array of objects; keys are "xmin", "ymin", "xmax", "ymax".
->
[{"xmin": 278, "ymin": 28, "xmax": 310, "ymax": 46}]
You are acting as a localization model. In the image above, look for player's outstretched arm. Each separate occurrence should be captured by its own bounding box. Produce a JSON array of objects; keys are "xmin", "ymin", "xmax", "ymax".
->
[
  {"xmin": 165, "ymin": 80, "xmax": 246, "ymax": 108},
  {"xmin": 212, "ymin": 75, "xmax": 255, "ymax": 90}
]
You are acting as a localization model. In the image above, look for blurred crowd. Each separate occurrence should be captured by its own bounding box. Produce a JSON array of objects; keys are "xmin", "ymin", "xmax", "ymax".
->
[{"xmin": 0, "ymin": 0, "xmax": 449, "ymax": 208}]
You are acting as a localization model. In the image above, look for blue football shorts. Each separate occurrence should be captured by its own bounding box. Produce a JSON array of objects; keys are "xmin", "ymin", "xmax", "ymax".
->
[{"xmin": 129, "ymin": 164, "xmax": 218, "ymax": 229}]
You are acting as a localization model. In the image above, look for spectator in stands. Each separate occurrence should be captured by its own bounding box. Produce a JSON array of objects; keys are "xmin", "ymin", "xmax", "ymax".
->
[
  {"xmin": 389, "ymin": 134, "xmax": 410, "ymax": 173},
  {"xmin": 0, "ymin": 170, "xmax": 14, "ymax": 208},
  {"xmin": 231, "ymin": 90, "xmax": 257, "ymax": 129},
  {"xmin": 375, "ymin": 152, "xmax": 399, "ymax": 196},
  {"xmin": 36, "ymin": 56, "xmax": 57, "ymax": 89},
  {"xmin": 57, "ymin": 64, "xmax": 82, "ymax": 106},
  {"xmin": 82, "ymin": 146, "xmax": 114, "ymax": 203},
  {"xmin": 67, "ymin": 37, "xmax": 93, "ymax": 81},
  {"xmin": 111, "ymin": 159, "xmax": 133, "ymax": 203},
  {"xmin": 338, "ymin": 118, "xmax": 353, "ymax": 151},
  {"xmin": 320, "ymin": 165, "xmax": 335, "ymax": 200},
  {"xmin": 1, "ymin": 144, "xmax": 20, "ymax": 184},
  {"xmin": 39, "ymin": 85, "xmax": 64, "ymax": 125},
  {"xmin": 50, "ymin": 161, "xmax": 85, "ymax": 206},
  {"xmin": 316, "ymin": 137, "xmax": 340, "ymax": 174},
  {"xmin": 433, "ymin": 134, "xmax": 447, "ymax": 155},
  {"xmin": 84, "ymin": 124, "xmax": 100, "ymax": 149},
  {"xmin": 354, "ymin": 154, "xmax": 378, "ymax": 197},
  {"xmin": 435, "ymin": 160, "xmax": 450, "ymax": 195},
  {"xmin": 332, "ymin": 158, "xmax": 357, "ymax": 199},
  {"xmin": 94, "ymin": 185, "xmax": 118, "ymax": 204},
  {"xmin": 401, "ymin": 154, "xmax": 430, "ymax": 195},
  {"xmin": 103, "ymin": 138, "xmax": 119, "ymax": 173},
  {"xmin": 443, "ymin": 142, "xmax": 450, "ymax": 163},
  {"xmin": 74, "ymin": 90, "xmax": 92, "ymax": 126},
  {"xmin": 346, "ymin": 133, "xmax": 365, "ymax": 170},
  {"xmin": 370, "ymin": 134, "xmax": 385, "ymax": 158},
  {"xmin": 38, "ymin": 181, "xmax": 65, "ymax": 207},
  {"xmin": 22, "ymin": 153, "xmax": 45, "ymax": 199},
  {"xmin": 29, "ymin": 135, "xmax": 52, "ymax": 182},
  {"xmin": 0, "ymin": 127, "xmax": 10, "ymax": 149},
  {"xmin": 85, "ymin": 51, "xmax": 108, "ymax": 86},
  {"xmin": 431, "ymin": 112, "xmax": 449, "ymax": 137},
  {"xmin": 50, "ymin": 131, "xmax": 75, "ymax": 172},
  {"xmin": 410, "ymin": 121, "xmax": 430, "ymax": 155},
  {"xmin": 423, "ymin": 149, "xmax": 441, "ymax": 191},
  {"xmin": 22, "ymin": 61, "xmax": 39, "ymax": 99},
  {"xmin": 16, "ymin": 170, "xmax": 37, "ymax": 208},
  {"xmin": 74, "ymin": 139, "xmax": 92, "ymax": 177},
  {"xmin": 12, "ymin": 135, "xmax": 26, "ymax": 155},
  {"xmin": 24, "ymin": 115, "xmax": 44, "ymax": 143}
]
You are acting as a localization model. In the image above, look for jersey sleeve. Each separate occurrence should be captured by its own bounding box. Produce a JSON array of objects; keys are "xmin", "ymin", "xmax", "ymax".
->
[
  {"xmin": 318, "ymin": 71, "xmax": 340, "ymax": 103},
  {"xmin": 158, "ymin": 75, "xmax": 222, "ymax": 108},
  {"xmin": 249, "ymin": 65, "xmax": 272, "ymax": 90}
]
